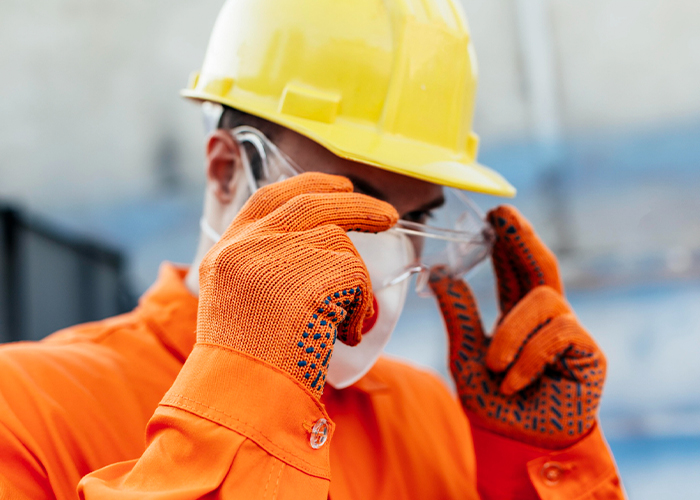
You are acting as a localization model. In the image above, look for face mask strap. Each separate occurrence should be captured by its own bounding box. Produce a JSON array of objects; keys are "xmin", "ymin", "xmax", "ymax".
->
[{"xmin": 200, "ymin": 217, "xmax": 222, "ymax": 243}]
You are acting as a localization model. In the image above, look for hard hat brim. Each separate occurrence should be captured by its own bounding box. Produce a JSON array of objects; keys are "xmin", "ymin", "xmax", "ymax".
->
[{"xmin": 182, "ymin": 89, "xmax": 516, "ymax": 198}]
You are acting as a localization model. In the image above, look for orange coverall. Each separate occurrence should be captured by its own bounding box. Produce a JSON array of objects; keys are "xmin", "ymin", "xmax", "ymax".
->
[{"xmin": 0, "ymin": 264, "xmax": 622, "ymax": 499}]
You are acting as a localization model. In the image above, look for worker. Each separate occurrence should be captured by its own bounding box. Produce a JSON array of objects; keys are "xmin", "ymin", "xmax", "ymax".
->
[{"xmin": 0, "ymin": 0, "xmax": 625, "ymax": 498}]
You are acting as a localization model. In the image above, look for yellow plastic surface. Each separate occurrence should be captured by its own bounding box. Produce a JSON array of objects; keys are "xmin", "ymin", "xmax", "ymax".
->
[{"xmin": 182, "ymin": 0, "xmax": 515, "ymax": 197}]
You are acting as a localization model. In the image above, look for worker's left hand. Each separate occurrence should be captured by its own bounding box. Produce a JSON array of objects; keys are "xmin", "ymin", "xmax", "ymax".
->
[{"xmin": 429, "ymin": 205, "xmax": 606, "ymax": 449}]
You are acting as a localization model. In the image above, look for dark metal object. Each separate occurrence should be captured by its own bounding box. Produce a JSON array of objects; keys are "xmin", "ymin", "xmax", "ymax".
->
[
  {"xmin": 0, "ymin": 209, "xmax": 22, "ymax": 342},
  {"xmin": 0, "ymin": 205, "xmax": 135, "ymax": 342}
]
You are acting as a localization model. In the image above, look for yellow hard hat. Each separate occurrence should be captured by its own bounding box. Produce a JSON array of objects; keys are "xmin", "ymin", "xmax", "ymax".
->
[{"xmin": 182, "ymin": 0, "xmax": 515, "ymax": 197}]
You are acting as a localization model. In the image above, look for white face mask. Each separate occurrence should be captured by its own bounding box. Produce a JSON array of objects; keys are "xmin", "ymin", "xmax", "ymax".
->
[
  {"xmin": 199, "ymin": 217, "xmax": 413, "ymax": 389},
  {"xmin": 327, "ymin": 230, "xmax": 414, "ymax": 389}
]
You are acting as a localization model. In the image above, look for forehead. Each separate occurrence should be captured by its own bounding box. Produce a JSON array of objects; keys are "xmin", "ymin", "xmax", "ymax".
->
[{"xmin": 277, "ymin": 129, "xmax": 444, "ymax": 212}]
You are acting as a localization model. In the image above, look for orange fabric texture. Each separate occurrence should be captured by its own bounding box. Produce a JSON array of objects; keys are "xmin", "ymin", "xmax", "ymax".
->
[
  {"xmin": 197, "ymin": 172, "xmax": 397, "ymax": 397},
  {"xmin": 430, "ymin": 205, "xmax": 606, "ymax": 450},
  {"xmin": 471, "ymin": 423, "xmax": 622, "ymax": 500},
  {"xmin": 0, "ymin": 263, "xmax": 623, "ymax": 499}
]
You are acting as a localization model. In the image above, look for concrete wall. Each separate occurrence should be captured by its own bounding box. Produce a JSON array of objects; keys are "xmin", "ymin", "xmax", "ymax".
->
[
  {"xmin": 467, "ymin": 0, "xmax": 700, "ymax": 137},
  {"xmin": 0, "ymin": 0, "xmax": 221, "ymax": 208},
  {"xmin": 1, "ymin": 0, "xmax": 699, "ymax": 210},
  {"xmin": 550, "ymin": 0, "xmax": 700, "ymax": 130}
]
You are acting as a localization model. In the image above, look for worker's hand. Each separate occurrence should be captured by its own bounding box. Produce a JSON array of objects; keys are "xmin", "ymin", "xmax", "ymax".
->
[
  {"xmin": 196, "ymin": 173, "xmax": 398, "ymax": 399},
  {"xmin": 430, "ymin": 206, "xmax": 606, "ymax": 449}
]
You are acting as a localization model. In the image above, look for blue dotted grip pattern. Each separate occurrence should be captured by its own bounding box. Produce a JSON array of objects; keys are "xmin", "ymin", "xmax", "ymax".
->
[{"xmin": 293, "ymin": 288, "xmax": 362, "ymax": 396}]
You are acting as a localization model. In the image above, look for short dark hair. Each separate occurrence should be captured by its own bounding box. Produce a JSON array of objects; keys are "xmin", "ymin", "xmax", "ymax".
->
[{"xmin": 218, "ymin": 105, "xmax": 283, "ymax": 141}]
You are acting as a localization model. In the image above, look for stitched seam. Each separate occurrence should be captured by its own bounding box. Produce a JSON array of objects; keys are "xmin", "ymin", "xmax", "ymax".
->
[
  {"xmin": 162, "ymin": 395, "xmax": 327, "ymax": 476},
  {"xmin": 53, "ymin": 316, "xmax": 137, "ymax": 346},
  {"xmin": 171, "ymin": 394, "xmax": 283, "ymax": 441},
  {"xmin": 272, "ymin": 463, "xmax": 284, "ymax": 500},
  {"xmin": 164, "ymin": 397, "xmax": 319, "ymax": 470},
  {"xmin": 570, "ymin": 467, "xmax": 620, "ymax": 500},
  {"xmin": 263, "ymin": 462, "xmax": 275, "ymax": 500},
  {"xmin": 143, "ymin": 316, "xmax": 189, "ymax": 363}
]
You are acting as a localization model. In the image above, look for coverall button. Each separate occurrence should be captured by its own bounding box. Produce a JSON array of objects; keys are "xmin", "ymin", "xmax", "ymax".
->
[
  {"xmin": 541, "ymin": 462, "xmax": 564, "ymax": 485},
  {"xmin": 309, "ymin": 418, "xmax": 329, "ymax": 449}
]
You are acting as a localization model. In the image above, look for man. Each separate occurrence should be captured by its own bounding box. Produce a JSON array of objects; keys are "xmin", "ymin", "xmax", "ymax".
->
[{"xmin": 0, "ymin": 0, "xmax": 624, "ymax": 498}]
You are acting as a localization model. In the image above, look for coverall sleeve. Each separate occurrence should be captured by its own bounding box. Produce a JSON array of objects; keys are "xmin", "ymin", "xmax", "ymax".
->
[
  {"xmin": 79, "ymin": 344, "xmax": 334, "ymax": 499},
  {"xmin": 471, "ymin": 423, "xmax": 625, "ymax": 499}
]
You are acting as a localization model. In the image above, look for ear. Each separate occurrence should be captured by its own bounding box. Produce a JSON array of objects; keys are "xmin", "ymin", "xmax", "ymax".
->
[{"xmin": 205, "ymin": 129, "xmax": 242, "ymax": 204}]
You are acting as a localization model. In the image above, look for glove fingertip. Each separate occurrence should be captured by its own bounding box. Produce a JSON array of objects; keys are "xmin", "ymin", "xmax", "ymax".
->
[
  {"xmin": 335, "ymin": 283, "xmax": 373, "ymax": 347},
  {"xmin": 487, "ymin": 205, "xmax": 522, "ymax": 228},
  {"xmin": 499, "ymin": 367, "xmax": 531, "ymax": 396},
  {"xmin": 297, "ymin": 172, "xmax": 354, "ymax": 193},
  {"xmin": 428, "ymin": 265, "xmax": 450, "ymax": 282},
  {"xmin": 485, "ymin": 347, "xmax": 511, "ymax": 374},
  {"xmin": 340, "ymin": 331, "xmax": 362, "ymax": 347},
  {"xmin": 498, "ymin": 380, "xmax": 519, "ymax": 397},
  {"xmin": 376, "ymin": 199, "xmax": 400, "ymax": 226}
]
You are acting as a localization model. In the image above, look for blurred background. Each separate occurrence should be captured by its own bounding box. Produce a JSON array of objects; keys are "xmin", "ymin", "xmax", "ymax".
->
[{"xmin": 1, "ymin": 0, "xmax": 699, "ymax": 497}]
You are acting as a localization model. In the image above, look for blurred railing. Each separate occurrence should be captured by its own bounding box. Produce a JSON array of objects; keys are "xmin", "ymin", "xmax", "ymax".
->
[{"xmin": 0, "ymin": 205, "xmax": 135, "ymax": 343}]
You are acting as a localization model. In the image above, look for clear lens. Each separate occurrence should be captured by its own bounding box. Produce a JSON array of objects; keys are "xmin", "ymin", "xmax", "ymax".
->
[
  {"xmin": 233, "ymin": 126, "xmax": 302, "ymax": 194},
  {"xmin": 387, "ymin": 189, "xmax": 494, "ymax": 296},
  {"xmin": 230, "ymin": 126, "xmax": 494, "ymax": 296}
]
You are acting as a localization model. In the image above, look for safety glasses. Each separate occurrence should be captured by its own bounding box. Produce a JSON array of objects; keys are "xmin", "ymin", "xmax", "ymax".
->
[{"xmin": 230, "ymin": 126, "xmax": 494, "ymax": 296}]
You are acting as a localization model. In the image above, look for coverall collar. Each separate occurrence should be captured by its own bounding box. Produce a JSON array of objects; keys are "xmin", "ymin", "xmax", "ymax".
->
[{"xmin": 136, "ymin": 263, "xmax": 198, "ymax": 363}]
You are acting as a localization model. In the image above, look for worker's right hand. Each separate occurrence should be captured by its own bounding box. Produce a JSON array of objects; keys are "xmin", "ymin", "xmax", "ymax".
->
[{"xmin": 196, "ymin": 172, "xmax": 398, "ymax": 399}]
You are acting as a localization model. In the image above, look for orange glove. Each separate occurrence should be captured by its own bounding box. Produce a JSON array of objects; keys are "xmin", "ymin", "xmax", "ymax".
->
[
  {"xmin": 430, "ymin": 205, "xmax": 606, "ymax": 449},
  {"xmin": 197, "ymin": 172, "xmax": 398, "ymax": 399}
]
